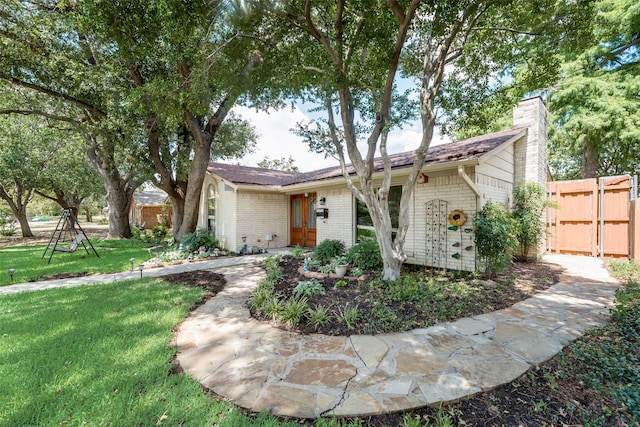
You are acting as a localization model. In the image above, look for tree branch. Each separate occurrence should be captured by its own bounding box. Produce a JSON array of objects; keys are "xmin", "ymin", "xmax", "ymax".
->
[
  {"xmin": 1, "ymin": 75, "xmax": 107, "ymax": 118},
  {"xmin": 386, "ymin": 0, "xmax": 406, "ymax": 22},
  {"xmin": 472, "ymin": 26, "xmax": 541, "ymax": 36},
  {"xmin": 0, "ymin": 108, "xmax": 81, "ymax": 125},
  {"xmin": 598, "ymin": 36, "xmax": 640, "ymax": 68}
]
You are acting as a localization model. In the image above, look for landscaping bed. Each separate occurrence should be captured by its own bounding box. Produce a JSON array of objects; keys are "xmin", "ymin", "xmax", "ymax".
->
[{"xmin": 249, "ymin": 255, "xmax": 563, "ymax": 336}]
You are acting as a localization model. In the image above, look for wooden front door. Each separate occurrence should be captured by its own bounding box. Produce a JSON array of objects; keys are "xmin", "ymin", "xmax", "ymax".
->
[{"xmin": 290, "ymin": 193, "xmax": 317, "ymax": 247}]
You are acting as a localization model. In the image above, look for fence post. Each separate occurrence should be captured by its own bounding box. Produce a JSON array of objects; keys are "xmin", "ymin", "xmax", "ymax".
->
[{"xmin": 632, "ymin": 199, "xmax": 640, "ymax": 262}]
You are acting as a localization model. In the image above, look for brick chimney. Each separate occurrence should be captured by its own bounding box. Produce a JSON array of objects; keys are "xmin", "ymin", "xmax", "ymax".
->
[{"xmin": 513, "ymin": 96, "xmax": 548, "ymax": 188}]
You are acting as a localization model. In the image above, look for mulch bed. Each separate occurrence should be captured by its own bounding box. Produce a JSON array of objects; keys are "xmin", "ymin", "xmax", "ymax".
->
[{"xmin": 250, "ymin": 256, "xmax": 563, "ymax": 336}]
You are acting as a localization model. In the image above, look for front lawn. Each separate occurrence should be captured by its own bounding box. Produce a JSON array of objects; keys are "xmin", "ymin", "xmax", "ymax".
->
[
  {"xmin": 0, "ymin": 239, "xmax": 156, "ymax": 286},
  {"xmin": 0, "ymin": 278, "xmax": 298, "ymax": 426}
]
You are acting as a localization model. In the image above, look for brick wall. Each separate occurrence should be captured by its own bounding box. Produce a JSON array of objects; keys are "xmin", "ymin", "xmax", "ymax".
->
[
  {"xmin": 236, "ymin": 191, "xmax": 289, "ymax": 252},
  {"xmin": 315, "ymin": 187, "xmax": 356, "ymax": 248},
  {"xmin": 410, "ymin": 173, "xmax": 478, "ymax": 272}
]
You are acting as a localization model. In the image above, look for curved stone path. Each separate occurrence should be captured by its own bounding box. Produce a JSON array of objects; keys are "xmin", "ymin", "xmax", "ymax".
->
[{"xmin": 174, "ymin": 254, "xmax": 622, "ymax": 418}]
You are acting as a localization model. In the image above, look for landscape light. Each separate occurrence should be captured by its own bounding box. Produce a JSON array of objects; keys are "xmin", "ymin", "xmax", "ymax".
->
[
  {"xmin": 7, "ymin": 268, "xmax": 15, "ymax": 282},
  {"xmin": 129, "ymin": 258, "xmax": 135, "ymax": 272},
  {"xmin": 138, "ymin": 264, "xmax": 143, "ymax": 278}
]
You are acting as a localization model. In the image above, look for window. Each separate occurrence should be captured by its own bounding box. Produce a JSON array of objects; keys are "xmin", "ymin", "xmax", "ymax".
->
[
  {"xmin": 207, "ymin": 185, "xmax": 217, "ymax": 235},
  {"xmin": 356, "ymin": 185, "xmax": 402, "ymax": 241}
]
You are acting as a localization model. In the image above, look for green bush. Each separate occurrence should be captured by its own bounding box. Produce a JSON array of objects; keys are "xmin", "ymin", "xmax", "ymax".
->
[
  {"xmin": 474, "ymin": 202, "xmax": 517, "ymax": 278},
  {"xmin": 151, "ymin": 224, "xmax": 168, "ymax": 240},
  {"xmin": 313, "ymin": 239, "xmax": 345, "ymax": 263},
  {"xmin": 180, "ymin": 228, "xmax": 218, "ymax": 252},
  {"xmin": 512, "ymin": 182, "xmax": 555, "ymax": 260},
  {"xmin": 347, "ymin": 240, "xmax": 383, "ymax": 270}
]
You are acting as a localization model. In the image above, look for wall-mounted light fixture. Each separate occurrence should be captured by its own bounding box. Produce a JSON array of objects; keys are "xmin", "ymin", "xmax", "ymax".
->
[{"xmin": 319, "ymin": 197, "xmax": 326, "ymax": 206}]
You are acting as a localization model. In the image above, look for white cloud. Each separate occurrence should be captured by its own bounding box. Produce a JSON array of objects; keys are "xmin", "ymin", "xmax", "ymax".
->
[
  {"xmin": 227, "ymin": 106, "xmax": 337, "ymax": 172},
  {"xmin": 227, "ymin": 106, "xmax": 452, "ymax": 172}
]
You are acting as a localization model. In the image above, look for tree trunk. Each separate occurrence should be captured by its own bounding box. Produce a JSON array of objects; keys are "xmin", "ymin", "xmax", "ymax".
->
[
  {"xmin": 86, "ymin": 144, "xmax": 140, "ymax": 239},
  {"xmin": 582, "ymin": 139, "xmax": 598, "ymax": 178},
  {"xmin": 105, "ymin": 180, "xmax": 134, "ymax": 239},
  {"xmin": 15, "ymin": 211, "xmax": 33, "ymax": 238},
  {"xmin": 168, "ymin": 194, "xmax": 185, "ymax": 239},
  {"xmin": 0, "ymin": 185, "xmax": 34, "ymax": 237},
  {"xmin": 174, "ymin": 143, "xmax": 210, "ymax": 241}
]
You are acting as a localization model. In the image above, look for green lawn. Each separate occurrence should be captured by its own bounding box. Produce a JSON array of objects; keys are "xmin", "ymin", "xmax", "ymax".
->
[
  {"xmin": 0, "ymin": 278, "xmax": 306, "ymax": 426},
  {"xmin": 0, "ymin": 239, "xmax": 156, "ymax": 286}
]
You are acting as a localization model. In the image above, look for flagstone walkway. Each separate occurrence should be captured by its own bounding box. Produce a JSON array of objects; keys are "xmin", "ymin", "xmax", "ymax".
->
[{"xmin": 174, "ymin": 254, "xmax": 622, "ymax": 418}]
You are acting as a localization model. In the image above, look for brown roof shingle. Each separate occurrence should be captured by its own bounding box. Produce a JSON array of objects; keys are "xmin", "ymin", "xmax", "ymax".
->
[{"xmin": 208, "ymin": 126, "xmax": 526, "ymax": 187}]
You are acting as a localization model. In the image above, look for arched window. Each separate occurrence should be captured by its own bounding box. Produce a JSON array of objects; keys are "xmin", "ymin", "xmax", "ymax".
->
[{"xmin": 207, "ymin": 184, "xmax": 217, "ymax": 235}]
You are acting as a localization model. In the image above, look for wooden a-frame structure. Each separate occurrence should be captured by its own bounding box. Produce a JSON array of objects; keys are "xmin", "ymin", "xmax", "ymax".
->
[{"xmin": 42, "ymin": 209, "xmax": 100, "ymax": 264}]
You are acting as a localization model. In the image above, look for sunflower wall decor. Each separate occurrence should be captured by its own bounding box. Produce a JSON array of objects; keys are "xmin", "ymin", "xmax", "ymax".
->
[{"xmin": 448, "ymin": 209, "xmax": 467, "ymax": 227}]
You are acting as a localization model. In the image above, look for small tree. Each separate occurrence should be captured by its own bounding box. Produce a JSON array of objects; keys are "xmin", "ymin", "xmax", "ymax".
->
[
  {"xmin": 474, "ymin": 202, "xmax": 517, "ymax": 279},
  {"xmin": 512, "ymin": 182, "xmax": 555, "ymax": 261}
]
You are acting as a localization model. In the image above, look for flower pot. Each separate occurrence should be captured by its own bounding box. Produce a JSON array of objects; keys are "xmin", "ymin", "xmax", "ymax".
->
[{"xmin": 335, "ymin": 264, "xmax": 348, "ymax": 277}]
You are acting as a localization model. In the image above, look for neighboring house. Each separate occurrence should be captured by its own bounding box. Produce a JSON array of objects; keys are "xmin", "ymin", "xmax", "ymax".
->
[
  {"xmin": 198, "ymin": 97, "xmax": 547, "ymax": 271},
  {"xmin": 130, "ymin": 189, "xmax": 171, "ymax": 229}
]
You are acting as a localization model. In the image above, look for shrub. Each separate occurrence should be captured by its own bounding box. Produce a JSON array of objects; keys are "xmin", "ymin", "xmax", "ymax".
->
[
  {"xmin": 248, "ymin": 283, "xmax": 276, "ymax": 312},
  {"xmin": 347, "ymin": 240, "xmax": 383, "ymax": 270},
  {"xmin": 334, "ymin": 280, "xmax": 349, "ymax": 288},
  {"xmin": 336, "ymin": 305, "xmax": 360, "ymax": 330},
  {"xmin": 180, "ymin": 228, "xmax": 218, "ymax": 252},
  {"xmin": 307, "ymin": 305, "xmax": 330, "ymax": 330},
  {"xmin": 313, "ymin": 239, "xmax": 345, "ymax": 263},
  {"xmin": 512, "ymin": 182, "xmax": 555, "ymax": 260},
  {"xmin": 280, "ymin": 297, "xmax": 309, "ymax": 327},
  {"xmin": 262, "ymin": 256, "xmax": 283, "ymax": 282},
  {"xmin": 293, "ymin": 279, "xmax": 326, "ymax": 299},
  {"xmin": 263, "ymin": 297, "xmax": 284, "ymax": 321},
  {"xmin": 474, "ymin": 202, "xmax": 517, "ymax": 278},
  {"xmin": 290, "ymin": 244, "xmax": 305, "ymax": 258},
  {"xmin": 151, "ymin": 224, "xmax": 168, "ymax": 240}
]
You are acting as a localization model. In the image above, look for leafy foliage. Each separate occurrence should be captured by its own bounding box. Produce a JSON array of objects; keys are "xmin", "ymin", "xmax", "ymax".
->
[
  {"xmin": 257, "ymin": 156, "xmax": 299, "ymax": 172},
  {"xmin": 281, "ymin": 297, "xmax": 309, "ymax": 327},
  {"xmin": 313, "ymin": 239, "xmax": 345, "ymax": 263},
  {"xmin": 347, "ymin": 240, "xmax": 383, "ymax": 270},
  {"xmin": 307, "ymin": 305, "xmax": 330, "ymax": 329},
  {"xmin": 179, "ymin": 228, "xmax": 218, "ymax": 253},
  {"xmin": 512, "ymin": 182, "xmax": 555, "ymax": 259},
  {"xmin": 558, "ymin": 280, "xmax": 640, "ymax": 425},
  {"xmin": 293, "ymin": 279, "xmax": 326, "ymax": 299},
  {"xmin": 474, "ymin": 202, "xmax": 518, "ymax": 278}
]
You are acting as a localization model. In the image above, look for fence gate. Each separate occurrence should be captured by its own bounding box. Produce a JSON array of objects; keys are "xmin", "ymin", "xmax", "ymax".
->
[{"xmin": 547, "ymin": 175, "xmax": 634, "ymax": 258}]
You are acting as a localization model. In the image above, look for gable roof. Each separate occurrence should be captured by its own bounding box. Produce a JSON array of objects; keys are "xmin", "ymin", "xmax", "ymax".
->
[
  {"xmin": 132, "ymin": 190, "xmax": 168, "ymax": 206},
  {"xmin": 208, "ymin": 126, "xmax": 526, "ymax": 187}
]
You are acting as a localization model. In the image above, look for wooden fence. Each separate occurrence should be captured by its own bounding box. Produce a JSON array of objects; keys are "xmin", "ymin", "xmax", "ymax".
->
[{"xmin": 547, "ymin": 175, "xmax": 638, "ymax": 259}]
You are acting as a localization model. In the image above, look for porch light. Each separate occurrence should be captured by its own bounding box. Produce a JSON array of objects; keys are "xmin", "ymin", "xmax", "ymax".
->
[
  {"xmin": 7, "ymin": 268, "xmax": 15, "ymax": 282},
  {"xmin": 319, "ymin": 197, "xmax": 326, "ymax": 206}
]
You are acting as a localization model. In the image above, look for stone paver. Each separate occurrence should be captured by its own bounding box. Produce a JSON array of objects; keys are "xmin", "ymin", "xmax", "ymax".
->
[
  {"xmin": 0, "ymin": 250, "xmax": 622, "ymax": 418},
  {"xmin": 174, "ymin": 253, "xmax": 622, "ymax": 418}
]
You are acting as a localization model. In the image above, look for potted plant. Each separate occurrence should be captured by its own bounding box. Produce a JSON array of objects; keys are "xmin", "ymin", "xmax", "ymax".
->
[{"xmin": 333, "ymin": 256, "xmax": 349, "ymax": 277}]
